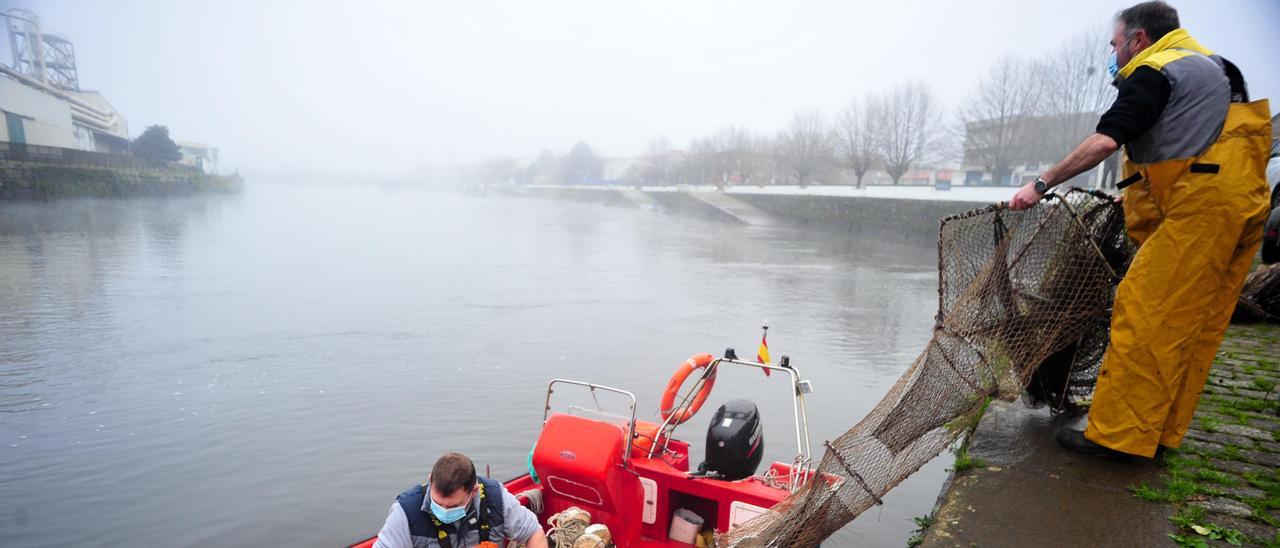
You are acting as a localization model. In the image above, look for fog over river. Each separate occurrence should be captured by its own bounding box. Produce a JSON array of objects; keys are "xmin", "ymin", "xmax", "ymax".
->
[{"xmin": 0, "ymin": 184, "xmax": 950, "ymax": 546}]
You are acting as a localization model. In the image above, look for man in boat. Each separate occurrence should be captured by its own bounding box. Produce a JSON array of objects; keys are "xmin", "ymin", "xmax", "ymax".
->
[
  {"xmin": 373, "ymin": 452, "xmax": 548, "ymax": 548},
  {"xmin": 1009, "ymin": 1, "xmax": 1270, "ymax": 458}
]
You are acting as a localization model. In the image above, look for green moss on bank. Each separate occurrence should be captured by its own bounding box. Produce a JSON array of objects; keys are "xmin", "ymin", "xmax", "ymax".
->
[
  {"xmin": 0, "ymin": 162, "xmax": 242, "ymax": 200},
  {"xmin": 1128, "ymin": 324, "xmax": 1280, "ymax": 547}
]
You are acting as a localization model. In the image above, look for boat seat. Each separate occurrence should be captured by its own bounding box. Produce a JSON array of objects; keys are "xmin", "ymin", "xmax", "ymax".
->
[{"xmin": 531, "ymin": 413, "xmax": 634, "ymax": 515}]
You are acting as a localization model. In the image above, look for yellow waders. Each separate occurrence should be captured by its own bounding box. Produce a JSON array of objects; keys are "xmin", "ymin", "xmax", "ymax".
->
[{"xmin": 1084, "ymin": 98, "xmax": 1272, "ymax": 457}]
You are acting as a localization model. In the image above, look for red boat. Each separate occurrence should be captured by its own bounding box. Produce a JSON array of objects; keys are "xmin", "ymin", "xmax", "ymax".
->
[{"xmin": 351, "ymin": 352, "xmax": 820, "ymax": 547}]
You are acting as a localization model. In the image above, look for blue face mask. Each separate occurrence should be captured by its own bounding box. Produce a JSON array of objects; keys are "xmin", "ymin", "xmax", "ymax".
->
[
  {"xmin": 1108, "ymin": 34, "xmax": 1137, "ymax": 80},
  {"xmin": 429, "ymin": 493, "xmax": 471, "ymax": 524}
]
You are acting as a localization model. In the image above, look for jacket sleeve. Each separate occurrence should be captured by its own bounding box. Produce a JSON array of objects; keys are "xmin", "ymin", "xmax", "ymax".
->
[
  {"xmin": 500, "ymin": 487, "xmax": 541, "ymax": 543},
  {"xmin": 372, "ymin": 503, "xmax": 413, "ymax": 548}
]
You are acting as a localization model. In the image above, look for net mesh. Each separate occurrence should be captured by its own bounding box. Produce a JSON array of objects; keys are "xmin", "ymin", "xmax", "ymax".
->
[
  {"xmin": 717, "ymin": 189, "xmax": 1134, "ymax": 547},
  {"xmin": 1234, "ymin": 263, "xmax": 1280, "ymax": 323}
]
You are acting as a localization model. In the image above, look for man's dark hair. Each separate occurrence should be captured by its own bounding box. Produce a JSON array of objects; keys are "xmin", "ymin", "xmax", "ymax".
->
[
  {"xmin": 431, "ymin": 452, "xmax": 477, "ymax": 496},
  {"xmin": 1116, "ymin": 2, "xmax": 1180, "ymax": 42}
]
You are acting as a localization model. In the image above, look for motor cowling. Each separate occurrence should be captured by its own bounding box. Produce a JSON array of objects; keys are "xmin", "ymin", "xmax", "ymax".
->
[{"xmin": 701, "ymin": 399, "xmax": 763, "ymax": 481}]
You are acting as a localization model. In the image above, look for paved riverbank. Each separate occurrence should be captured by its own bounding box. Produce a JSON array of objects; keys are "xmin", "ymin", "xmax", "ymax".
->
[{"xmin": 920, "ymin": 323, "xmax": 1280, "ymax": 548}]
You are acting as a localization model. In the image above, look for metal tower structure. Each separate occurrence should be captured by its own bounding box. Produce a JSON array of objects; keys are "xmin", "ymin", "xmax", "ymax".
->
[{"xmin": 4, "ymin": 9, "xmax": 80, "ymax": 91}]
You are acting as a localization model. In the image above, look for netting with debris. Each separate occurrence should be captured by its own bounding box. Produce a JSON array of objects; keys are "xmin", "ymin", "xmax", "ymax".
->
[
  {"xmin": 1233, "ymin": 263, "xmax": 1280, "ymax": 323},
  {"xmin": 718, "ymin": 189, "xmax": 1134, "ymax": 547}
]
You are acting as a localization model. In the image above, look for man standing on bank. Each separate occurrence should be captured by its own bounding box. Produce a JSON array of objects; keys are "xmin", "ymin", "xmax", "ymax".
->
[
  {"xmin": 1009, "ymin": 2, "xmax": 1271, "ymax": 458},
  {"xmin": 373, "ymin": 452, "xmax": 548, "ymax": 548}
]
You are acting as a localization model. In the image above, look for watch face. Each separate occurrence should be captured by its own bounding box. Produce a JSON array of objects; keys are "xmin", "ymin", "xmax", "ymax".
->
[{"xmin": 1035, "ymin": 180, "xmax": 1048, "ymax": 193}]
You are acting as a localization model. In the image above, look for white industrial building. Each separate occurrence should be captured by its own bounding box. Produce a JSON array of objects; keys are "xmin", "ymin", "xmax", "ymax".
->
[
  {"xmin": 0, "ymin": 71, "xmax": 130, "ymax": 153},
  {"xmin": 0, "ymin": 73, "xmax": 79, "ymax": 148},
  {"xmin": 1, "ymin": 9, "xmax": 130, "ymax": 155}
]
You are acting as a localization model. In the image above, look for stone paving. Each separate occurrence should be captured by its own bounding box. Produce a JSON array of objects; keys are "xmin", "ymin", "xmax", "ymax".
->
[{"xmin": 1160, "ymin": 323, "xmax": 1280, "ymax": 546}]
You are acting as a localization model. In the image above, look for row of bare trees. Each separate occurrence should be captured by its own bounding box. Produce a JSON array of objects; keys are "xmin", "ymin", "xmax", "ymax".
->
[
  {"xmin": 957, "ymin": 31, "xmax": 1115, "ymax": 185},
  {"xmin": 838, "ymin": 82, "xmax": 944, "ymax": 187},
  {"xmin": 467, "ymin": 142, "xmax": 604, "ymax": 185},
  {"xmin": 652, "ymin": 81, "xmax": 945, "ymax": 188},
  {"xmin": 647, "ymin": 29, "xmax": 1112, "ymax": 188},
  {"xmin": 465, "ymin": 29, "xmax": 1114, "ymax": 188},
  {"xmin": 627, "ymin": 128, "xmax": 776, "ymax": 188}
]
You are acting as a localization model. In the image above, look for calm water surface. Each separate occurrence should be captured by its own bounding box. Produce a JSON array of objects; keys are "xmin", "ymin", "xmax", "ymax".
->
[{"xmin": 0, "ymin": 183, "xmax": 949, "ymax": 547}]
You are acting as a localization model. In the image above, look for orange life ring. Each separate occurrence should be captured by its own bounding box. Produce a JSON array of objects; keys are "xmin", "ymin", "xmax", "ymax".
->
[{"xmin": 659, "ymin": 353, "xmax": 716, "ymax": 426}]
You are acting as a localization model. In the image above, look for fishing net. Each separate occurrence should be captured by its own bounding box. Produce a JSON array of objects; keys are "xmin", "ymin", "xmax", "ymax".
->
[
  {"xmin": 1233, "ymin": 263, "xmax": 1280, "ymax": 323},
  {"xmin": 718, "ymin": 189, "xmax": 1134, "ymax": 547}
]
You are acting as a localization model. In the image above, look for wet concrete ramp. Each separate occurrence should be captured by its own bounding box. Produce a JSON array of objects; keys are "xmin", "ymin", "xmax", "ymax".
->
[
  {"xmin": 615, "ymin": 187, "xmax": 660, "ymax": 209},
  {"xmin": 681, "ymin": 190, "xmax": 779, "ymax": 226}
]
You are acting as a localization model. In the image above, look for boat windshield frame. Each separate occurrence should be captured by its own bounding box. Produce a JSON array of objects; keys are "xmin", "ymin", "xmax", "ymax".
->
[
  {"xmin": 541, "ymin": 358, "xmax": 814, "ymax": 493},
  {"xmin": 542, "ymin": 379, "xmax": 639, "ymax": 462},
  {"xmin": 648, "ymin": 357, "xmax": 814, "ymax": 492}
]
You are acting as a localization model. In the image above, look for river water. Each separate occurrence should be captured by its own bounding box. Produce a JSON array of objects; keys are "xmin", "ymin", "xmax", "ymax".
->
[{"xmin": 0, "ymin": 183, "xmax": 950, "ymax": 547}]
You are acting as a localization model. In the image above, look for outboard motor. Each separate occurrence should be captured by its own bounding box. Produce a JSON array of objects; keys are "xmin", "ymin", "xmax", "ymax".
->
[{"xmin": 698, "ymin": 399, "xmax": 763, "ymax": 481}]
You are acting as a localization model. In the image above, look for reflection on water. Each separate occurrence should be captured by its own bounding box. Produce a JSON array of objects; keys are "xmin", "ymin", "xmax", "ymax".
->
[{"xmin": 0, "ymin": 184, "xmax": 949, "ymax": 547}]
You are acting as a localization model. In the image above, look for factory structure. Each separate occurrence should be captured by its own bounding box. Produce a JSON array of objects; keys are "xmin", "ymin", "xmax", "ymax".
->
[{"xmin": 0, "ymin": 9, "xmax": 217, "ymax": 173}]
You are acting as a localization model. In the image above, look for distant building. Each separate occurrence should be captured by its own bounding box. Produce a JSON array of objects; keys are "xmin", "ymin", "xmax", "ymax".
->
[
  {"xmin": 1, "ymin": 10, "xmax": 129, "ymax": 154},
  {"xmin": 0, "ymin": 71, "xmax": 130, "ymax": 153},
  {"xmin": 66, "ymin": 90, "xmax": 129, "ymax": 154},
  {"xmin": 961, "ymin": 112, "xmax": 1102, "ymax": 187},
  {"xmin": 176, "ymin": 141, "xmax": 218, "ymax": 173},
  {"xmin": 0, "ymin": 73, "xmax": 78, "ymax": 148}
]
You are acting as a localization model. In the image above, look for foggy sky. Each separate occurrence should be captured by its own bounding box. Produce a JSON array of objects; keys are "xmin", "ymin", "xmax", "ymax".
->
[{"xmin": 8, "ymin": 0, "xmax": 1278, "ymax": 176}]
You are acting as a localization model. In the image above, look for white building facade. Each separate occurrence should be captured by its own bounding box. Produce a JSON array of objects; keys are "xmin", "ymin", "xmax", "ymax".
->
[{"xmin": 0, "ymin": 71, "xmax": 130, "ymax": 153}]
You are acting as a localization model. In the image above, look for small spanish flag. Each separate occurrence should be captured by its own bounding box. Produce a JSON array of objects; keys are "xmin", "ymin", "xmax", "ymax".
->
[{"xmin": 756, "ymin": 322, "xmax": 771, "ymax": 377}]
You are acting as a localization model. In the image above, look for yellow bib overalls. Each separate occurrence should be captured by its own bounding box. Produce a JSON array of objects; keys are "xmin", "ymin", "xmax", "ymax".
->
[{"xmin": 1084, "ymin": 29, "xmax": 1272, "ymax": 457}]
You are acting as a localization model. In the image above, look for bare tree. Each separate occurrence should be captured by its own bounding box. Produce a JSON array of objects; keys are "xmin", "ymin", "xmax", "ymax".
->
[
  {"xmin": 957, "ymin": 58, "xmax": 1043, "ymax": 186},
  {"xmin": 641, "ymin": 137, "xmax": 672, "ymax": 186},
  {"xmin": 1035, "ymin": 30, "xmax": 1117, "ymax": 164},
  {"xmin": 679, "ymin": 137, "xmax": 715, "ymax": 186},
  {"xmin": 877, "ymin": 82, "xmax": 941, "ymax": 185},
  {"xmin": 716, "ymin": 126, "xmax": 770, "ymax": 186},
  {"xmin": 836, "ymin": 97, "xmax": 881, "ymax": 189},
  {"xmin": 743, "ymin": 133, "xmax": 774, "ymax": 186},
  {"xmin": 776, "ymin": 109, "xmax": 835, "ymax": 187},
  {"xmin": 703, "ymin": 131, "xmax": 735, "ymax": 189}
]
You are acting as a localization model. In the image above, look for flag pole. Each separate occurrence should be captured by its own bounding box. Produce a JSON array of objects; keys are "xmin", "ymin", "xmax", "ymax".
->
[
  {"xmin": 757, "ymin": 320, "xmax": 771, "ymax": 377},
  {"xmin": 762, "ymin": 320, "xmax": 768, "ymax": 357}
]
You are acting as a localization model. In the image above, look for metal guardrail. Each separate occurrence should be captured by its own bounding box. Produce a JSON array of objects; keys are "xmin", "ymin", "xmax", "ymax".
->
[{"xmin": 0, "ymin": 141, "xmax": 200, "ymax": 174}]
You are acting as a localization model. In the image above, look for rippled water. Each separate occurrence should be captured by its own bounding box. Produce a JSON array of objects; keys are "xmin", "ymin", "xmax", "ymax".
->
[{"xmin": 0, "ymin": 184, "xmax": 949, "ymax": 547}]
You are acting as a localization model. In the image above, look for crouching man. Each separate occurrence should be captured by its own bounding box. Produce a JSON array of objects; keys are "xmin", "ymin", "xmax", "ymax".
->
[{"xmin": 373, "ymin": 452, "xmax": 548, "ymax": 548}]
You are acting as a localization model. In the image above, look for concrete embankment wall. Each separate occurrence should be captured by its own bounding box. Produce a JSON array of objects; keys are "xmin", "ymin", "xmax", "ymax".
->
[
  {"xmin": 732, "ymin": 193, "xmax": 988, "ymax": 247},
  {"xmin": 494, "ymin": 186, "xmax": 743, "ymax": 223},
  {"xmin": 0, "ymin": 163, "xmax": 242, "ymax": 200},
  {"xmin": 506, "ymin": 186, "xmax": 991, "ymax": 248}
]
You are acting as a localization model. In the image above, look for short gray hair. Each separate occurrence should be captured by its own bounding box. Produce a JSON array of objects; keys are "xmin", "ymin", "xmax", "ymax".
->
[{"xmin": 1116, "ymin": 2, "xmax": 1180, "ymax": 42}]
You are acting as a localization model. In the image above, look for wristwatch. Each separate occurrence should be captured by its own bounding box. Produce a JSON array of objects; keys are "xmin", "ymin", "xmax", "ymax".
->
[{"xmin": 1033, "ymin": 177, "xmax": 1050, "ymax": 194}]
